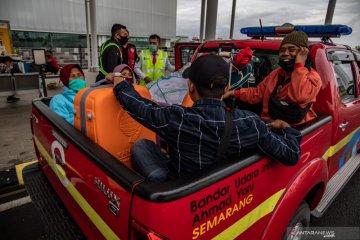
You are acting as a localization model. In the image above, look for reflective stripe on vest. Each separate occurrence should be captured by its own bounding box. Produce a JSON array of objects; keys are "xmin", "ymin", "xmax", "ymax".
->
[
  {"xmin": 140, "ymin": 49, "xmax": 167, "ymax": 85},
  {"xmin": 99, "ymin": 41, "xmax": 121, "ymax": 76}
]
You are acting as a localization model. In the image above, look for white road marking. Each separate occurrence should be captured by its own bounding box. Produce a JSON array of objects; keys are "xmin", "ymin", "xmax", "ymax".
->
[{"xmin": 0, "ymin": 196, "xmax": 32, "ymax": 212}]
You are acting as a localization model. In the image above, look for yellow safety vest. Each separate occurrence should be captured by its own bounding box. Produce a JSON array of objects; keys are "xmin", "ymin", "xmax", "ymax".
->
[
  {"xmin": 99, "ymin": 41, "xmax": 121, "ymax": 76},
  {"xmin": 139, "ymin": 49, "xmax": 168, "ymax": 86}
]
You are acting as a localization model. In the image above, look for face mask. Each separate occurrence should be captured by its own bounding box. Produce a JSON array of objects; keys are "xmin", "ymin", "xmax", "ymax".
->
[
  {"xmin": 119, "ymin": 36, "xmax": 128, "ymax": 45},
  {"xmin": 69, "ymin": 78, "xmax": 86, "ymax": 92},
  {"xmin": 125, "ymin": 77, "xmax": 133, "ymax": 83},
  {"xmin": 148, "ymin": 44, "xmax": 157, "ymax": 53},
  {"xmin": 278, "ymin": 58, "xmax": 295, "ymax": 72}
]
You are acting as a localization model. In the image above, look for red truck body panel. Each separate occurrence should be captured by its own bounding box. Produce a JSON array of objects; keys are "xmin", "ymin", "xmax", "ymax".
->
[{"xmin": 30, "ymin": 36, "xmax": 360, "ymax": 240}]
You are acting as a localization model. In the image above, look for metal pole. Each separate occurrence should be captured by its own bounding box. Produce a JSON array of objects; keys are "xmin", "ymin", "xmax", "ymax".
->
[
  {"xmin": 204, "ymin": 0, "xmax": 218, "ymax": 40},
  {"xmin": 79, "ymin": 45, "xmax": 83, "ymax": 67},
  {"xmin": 325, "ymin": 0, "xmax": 336, "ymax": 25},
  {"xmin": 89, "ymin": 0, "xmax": 98, "ymax": 71},
  {"xmin": 85, "ymin": 0, "xmax": 91, "ymax": 70},
  {"xmin": 39, "ymin": 67, "xmax": 47, "ymax": 97},
  {"xmin": 229, "ymin": 0, "xmax": 236, "ymax": 39},
  {"xmin": 200, "ymin": 0, "xmax": 206, "ymax": 41}
]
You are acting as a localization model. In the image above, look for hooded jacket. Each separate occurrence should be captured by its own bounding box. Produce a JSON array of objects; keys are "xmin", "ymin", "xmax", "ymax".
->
[
  {"xmin": 113, "ymin": 64, "xmax": 136, "ymax": 84},
  {"xmin": 234, "ymin": 63, "xmax": 322, "ymax": 125},
  {"xmin": 50, "ymin": 87, "xmax": 77, "ymax": 125},
  {"xmin": 50, "ymin": 64, "xmax": 85, "ymax": 125}
]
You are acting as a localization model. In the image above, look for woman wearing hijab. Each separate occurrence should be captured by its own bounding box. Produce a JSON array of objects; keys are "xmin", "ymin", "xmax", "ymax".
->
[
  {"xmin": 110, "ymin": 64, "xmax": 137, "ymax": 85},
  {"xmin": 50, "ymin": 64, "xmax": 86, "ymax": 125}
]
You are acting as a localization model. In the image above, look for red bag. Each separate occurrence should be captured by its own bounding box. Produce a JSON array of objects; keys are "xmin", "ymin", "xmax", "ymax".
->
[{"xmin": 233, "ymin": 47, "xmax": 252, "ymax": 69}]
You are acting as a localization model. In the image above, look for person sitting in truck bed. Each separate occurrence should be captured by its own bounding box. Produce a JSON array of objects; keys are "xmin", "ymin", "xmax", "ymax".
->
[
  {"xmin": 109, "ymin": 54, "xmax": 302, "ymax": 182},
  {"xmin": 223, "ymin": 31, "xmax": 322, "ymax": 125},
  {"xmin": 50, "ymin": 64, "xmax": 86, "ymax": 125},
  {"xmin": 105, "ymin": 64, "xmax": 137, "ymax": 84}
]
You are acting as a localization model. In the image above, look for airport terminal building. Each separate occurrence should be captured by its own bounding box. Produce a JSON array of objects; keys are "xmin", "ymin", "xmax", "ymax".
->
[{"xmin": 0, "ymin": 0, "xmax": 177, "ymax": 67}]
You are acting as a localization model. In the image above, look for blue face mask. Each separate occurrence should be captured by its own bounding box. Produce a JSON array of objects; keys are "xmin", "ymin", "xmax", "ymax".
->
[
  {"xmin": 69, "ymin": 78, "xmax": 86, "ymax": 92},
  {"xmin": 148, "ymin": 44, "xmax": 157, "ymax": 53}
]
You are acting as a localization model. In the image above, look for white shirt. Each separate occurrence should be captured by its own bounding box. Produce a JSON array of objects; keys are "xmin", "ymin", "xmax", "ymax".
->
[{"xmin": 134, "ymin": 50, "xmax": 175, "ymax": 79}]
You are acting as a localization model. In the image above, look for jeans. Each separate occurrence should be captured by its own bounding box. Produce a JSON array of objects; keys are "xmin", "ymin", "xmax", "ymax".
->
[{"xmin": 132, "ymin": 139, "xmax": 177, "ymax": 182}]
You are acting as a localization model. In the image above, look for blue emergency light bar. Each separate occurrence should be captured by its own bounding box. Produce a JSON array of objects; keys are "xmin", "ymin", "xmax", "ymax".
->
[{"xmin": 240, "ymin": 25, "xmax": 352, "ymax": 38}]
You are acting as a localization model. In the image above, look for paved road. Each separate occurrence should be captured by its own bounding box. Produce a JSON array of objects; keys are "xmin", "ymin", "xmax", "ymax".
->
[
  {"xmin": 0, "ymin": 70, "xmax": 97, "ymax": 170},
  {"xmin": 311, "ymin": 167, "xmax": 360, "ymax": 228}
]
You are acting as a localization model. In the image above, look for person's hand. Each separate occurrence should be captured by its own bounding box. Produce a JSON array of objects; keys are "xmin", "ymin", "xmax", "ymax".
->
[
  {"xmin": 113, "ymin": 76, "xmax": 125, "ymax": 86},
  {"xmin": 222, "ymin": 90, "xmax": 235, "ymax": 99},
  {"xmin": 295, "ymin": 47, "xmax": 309, "ymax": 65},
  {"xmin": 266, "ymin": 119, "xmax": 290, "ymax": 129},
  {"xmin": 144, "ymin": 77, "xmax": 152, "ymax": 83},
  {"xmin": 105, "ymin": 73, "xmax": 114, "ymax": 82}
]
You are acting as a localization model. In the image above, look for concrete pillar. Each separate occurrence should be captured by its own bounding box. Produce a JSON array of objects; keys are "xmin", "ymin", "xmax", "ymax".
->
[
  {"xmin": 85, "ymin": 0, "xmax": 91, "ymax": 70},
  {"xmin": 89, "ymin": 0, "xmax": 98, "ymax": 71},
  {"xmin": 325, "ymin": 0, "xmax": 336, "ymax": 25},
  {"xmin": 200, "ymin": 0, "xmax": 206, "ymax": 42},
  {"xmin": 204, "ymin": 0, "xmax": 218, "ymax": 40},
  {"xmin": 229, "ymin": 0, "xmax": 236, "ymax": 39}
]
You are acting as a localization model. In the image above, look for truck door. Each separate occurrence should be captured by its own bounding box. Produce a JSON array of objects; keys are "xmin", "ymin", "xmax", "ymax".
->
[
  {"xmin": 327, "ymin": 49, "xmax": 360, "ymax": 176},
  {"xmin": 174, "ymin": 42, "xmax": 200, "ymax": 71}
]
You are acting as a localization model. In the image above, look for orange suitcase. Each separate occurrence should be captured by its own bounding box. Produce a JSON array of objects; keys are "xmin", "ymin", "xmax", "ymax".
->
[
  {"xmin": 182, "ymin": 91, "xmax": 193, "ymax": 107},
  {"xmin": 74, "ymin": 84, "xmax": 156, "ymax": 168}
]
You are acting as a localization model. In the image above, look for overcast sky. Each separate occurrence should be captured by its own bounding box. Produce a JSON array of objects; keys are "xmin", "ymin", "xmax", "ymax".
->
[{"xmin": 176, "ymin": 0, "xmax": 360, "ymax": 47}]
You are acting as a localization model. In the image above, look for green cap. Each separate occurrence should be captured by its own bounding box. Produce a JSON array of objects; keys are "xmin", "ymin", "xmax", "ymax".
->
[{"xmin": 281, "ymin": 31, "xmax": 308, "ymax": 48}]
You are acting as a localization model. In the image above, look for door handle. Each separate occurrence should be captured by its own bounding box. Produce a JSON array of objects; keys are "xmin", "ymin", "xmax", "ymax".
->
[{"xmin": 339, "ymin": 121, "xmax": 349, "ymax": 130}]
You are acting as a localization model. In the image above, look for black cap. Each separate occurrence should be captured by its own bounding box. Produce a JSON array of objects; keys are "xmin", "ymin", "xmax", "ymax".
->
[{"xmin": 183, "ymin": 55, "xmax": 229, "ymax": 88}]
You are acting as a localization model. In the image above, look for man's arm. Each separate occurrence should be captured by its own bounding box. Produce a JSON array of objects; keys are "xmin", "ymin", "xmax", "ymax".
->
[
  {"xmin": 166, "ymin": 57, "xmax": 175, "ymax": 72},
  {"xmin": 287, "ymin": 64, "xmax": 322, "ymax": 104},
  {"xmin": 134, "ymin": 54, "xmax": 146, "ymax": 79},
  {"xmin": 113, "ymin": 81, "xmax": 171, "ymax": 133},
  {"xmin": 235, "ymin": 73, "xmax": 270, "ymax": 104},
  {"xmin": 223, "ymin": 72, "xmax": 272, "ymax": 103},
  {"xmin": 255, "ymin": 118, "xmax": 302, "ymax": 166},
  {"xmin": 286, "ymin": 47, "xmax": 321, "ymax": 105}
]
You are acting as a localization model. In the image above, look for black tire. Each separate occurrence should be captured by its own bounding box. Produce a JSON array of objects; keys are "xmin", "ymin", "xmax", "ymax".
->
[{"xmin": 282, "ymin": 201, "xmax": 311, "ymax": 240}]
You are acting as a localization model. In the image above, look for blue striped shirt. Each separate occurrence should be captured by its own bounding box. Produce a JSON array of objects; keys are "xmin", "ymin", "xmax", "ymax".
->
[{"xmin": 114, "ymin": 81, "xmax": 302, "ymax": 176}]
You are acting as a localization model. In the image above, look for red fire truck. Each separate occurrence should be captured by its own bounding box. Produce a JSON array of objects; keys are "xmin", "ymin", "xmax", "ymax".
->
[{"xmin": 26, "ymin": 24, "xmax": 360, "ymax": 239}]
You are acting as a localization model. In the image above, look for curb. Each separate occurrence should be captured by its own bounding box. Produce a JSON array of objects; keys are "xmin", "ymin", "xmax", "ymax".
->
[{"xmin": 0, "ymin": 160, "xmax": 38, "ymax": 188}]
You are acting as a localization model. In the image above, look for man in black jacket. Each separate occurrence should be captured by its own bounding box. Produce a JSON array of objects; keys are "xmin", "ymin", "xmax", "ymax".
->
[
  {"xmin": 111, "ymin": 55, "xmax": 302, "ymax": 182},
  {"xmin": 96, "ymin": 24, "xmax": 129, "ymax": 82}
]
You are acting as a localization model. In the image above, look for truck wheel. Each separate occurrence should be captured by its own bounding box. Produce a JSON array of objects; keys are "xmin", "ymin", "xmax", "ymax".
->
[{"xmin": 283, "ymin": 201, "xmax": 310, "ymax": 240}]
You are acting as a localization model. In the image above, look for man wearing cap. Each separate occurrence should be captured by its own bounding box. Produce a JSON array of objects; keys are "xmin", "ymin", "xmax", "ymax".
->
[
  {"xmin": 112, "ymin": 55, "xmax": 302, "ymax": 182},
  {"xmin": 224, "ymin": 31, "xmax": 322, "ymax": 125}
]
